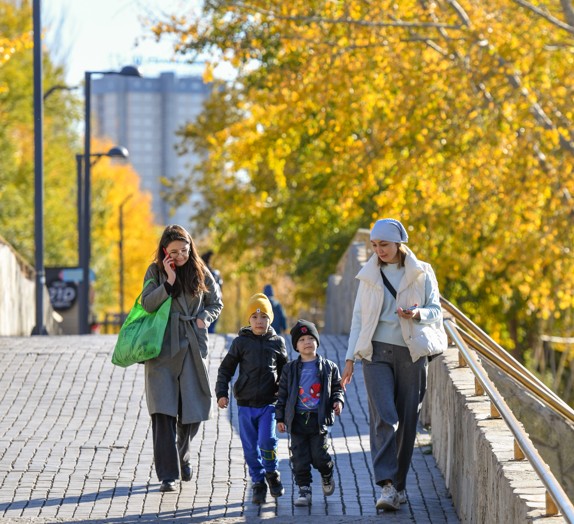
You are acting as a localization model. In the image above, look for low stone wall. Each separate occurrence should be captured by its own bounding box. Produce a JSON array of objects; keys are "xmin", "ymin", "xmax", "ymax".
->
[
  {"xmin": 0, "ymin": 238, "xmax": 60, "ymax": 335},
  {"xmin": 427, "ymin": 349, "xmax": 566, "ymax": 523},
  {"xmin": 481, "ymin": 359, "xmax": 574, "ymax": 503}
]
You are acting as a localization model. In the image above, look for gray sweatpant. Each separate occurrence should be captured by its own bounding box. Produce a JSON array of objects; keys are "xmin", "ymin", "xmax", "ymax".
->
[{"xmin": 362, "ymin": 341, "xmax": 428, "ymax": 491}]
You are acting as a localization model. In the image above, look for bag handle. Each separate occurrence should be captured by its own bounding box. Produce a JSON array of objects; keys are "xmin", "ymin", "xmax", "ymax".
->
[{"xmin": 135, "ymin": 279, "xmax": 157, "ymax": 302}]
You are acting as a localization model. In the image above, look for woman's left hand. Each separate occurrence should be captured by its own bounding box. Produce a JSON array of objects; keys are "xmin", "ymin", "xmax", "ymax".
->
[
  {"xmin": 196, "ymin": 318, "xmax": 206, "ymax": 329},
  {"xmin": 397, "ymin": 306, "xmax": 420, "ymax": 320}
]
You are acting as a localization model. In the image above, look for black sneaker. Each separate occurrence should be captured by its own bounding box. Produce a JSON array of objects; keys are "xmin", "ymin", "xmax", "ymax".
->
[
  {"xmin": 159, "ymin": 480, "xmax": 177, "ymax": 492},
  {"xmin": 265, "ymin": 470, "xmax": 285, "ymax": 497},
  {"xmin": 181, "ymin": 464, "xmax": 192, "ymax": 482},
  {"xmin": 321, "ymin": 472, "xmax": 335, "ymax": 496},
  {"xmin": 252, "ymin": 481, "xmax": 267, "ymax": 504}
]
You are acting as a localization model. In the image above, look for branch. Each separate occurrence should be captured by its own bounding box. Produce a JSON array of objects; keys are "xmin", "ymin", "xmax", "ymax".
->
[
  {"xmin": 232, "ymin": 1, "xmax": 463, "ymax": 30},
  {"xmin": 512, "ymin": 0, "xmax": 574, "ymax": 35},
  {"xmin": 446, "ymin": 0, "xmax": 472, "ymax": 27},
  {"xmin": 560, "ymin": 0, "xmax": 574, "ymax": 28},
  {"xmin": 541, "ymin": 334, "xmax": 574, "ymax": 344},
  {"xmin": 279, "ymin": 34, "xmax": 393, "ymax": 51}
]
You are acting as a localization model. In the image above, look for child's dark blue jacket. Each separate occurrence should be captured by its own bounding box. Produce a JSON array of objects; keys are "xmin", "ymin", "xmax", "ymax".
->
[{"xmin": 275, "ymin": 355, "xmax": 344, "ymax": 432}]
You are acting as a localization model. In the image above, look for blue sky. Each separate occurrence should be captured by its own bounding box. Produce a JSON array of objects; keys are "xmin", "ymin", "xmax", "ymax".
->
[{"xmin": 43, "ymin": 0, "xmax": 202, "ymax": 85}]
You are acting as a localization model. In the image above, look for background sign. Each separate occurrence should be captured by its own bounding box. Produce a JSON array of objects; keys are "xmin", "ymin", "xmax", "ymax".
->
[{"xmin": 48, "ymin": 280, "xmax": 78, "ymax": 311}]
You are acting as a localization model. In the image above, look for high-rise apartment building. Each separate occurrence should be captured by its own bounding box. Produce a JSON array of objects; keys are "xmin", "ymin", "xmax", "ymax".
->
[{"xmin": 91, "ymin": 72, "xmax": 210, "ymax": 228}]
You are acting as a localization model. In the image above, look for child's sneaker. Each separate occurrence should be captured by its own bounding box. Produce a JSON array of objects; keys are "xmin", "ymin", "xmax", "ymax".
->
[
  {"xmin": 376, "ymin": 484, "xmax": 400, "ymax": 511},
  {"xmin": 252, "ymin": 481, "xmax": 267, "ymax": 504},
  {"xmin": 398, "ymin": 489, "xmax": 407, "ymax": 504},
  {"xmin": 265, "ymin": 470, "xmax": 285, "ymax": 497},
  {"xmin": 321, "ymin": 472, "xmax": 335, "ymax": 496},
  {"xmin": 294, "ymin": 485, "xmax": 312, "ymax": 506}
]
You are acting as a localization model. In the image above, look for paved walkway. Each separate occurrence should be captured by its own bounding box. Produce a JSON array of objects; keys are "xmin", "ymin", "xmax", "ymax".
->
[{"xmin": 0, "ymin": 334, "xmax": 458, "ymax": 523}]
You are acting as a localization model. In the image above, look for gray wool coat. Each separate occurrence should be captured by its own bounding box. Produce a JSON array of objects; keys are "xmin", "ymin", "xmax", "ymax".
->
[{"xmin": 141, "ymin": 262, "xmax": 223, "ymax": 424}]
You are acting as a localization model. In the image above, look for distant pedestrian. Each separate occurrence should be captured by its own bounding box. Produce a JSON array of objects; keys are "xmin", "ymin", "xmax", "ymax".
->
[
  {"xmin": 276, "ymin": 320, "xmax": 344, "ymax": 507},
  {"xmin": 201, "ymin": 251, "xmax": 223, "ymax": 333},
  {"xmin": 215, "ymin": 293, "xmax": 289, "ymax": 504},
  {"xmin": 141, "ymin": 225, "xmax": 223, "ymax": 493},
  {"xmin": 263, "ymin": 284, "xmax": 287, "ymax": 334},
  {"xmin": 341, "ymin": 218, "xmax": 445, "ymax": 511}
]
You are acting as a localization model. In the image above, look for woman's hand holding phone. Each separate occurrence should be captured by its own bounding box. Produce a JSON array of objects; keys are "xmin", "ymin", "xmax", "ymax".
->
[
  {"xmin": 162, "ymin": 248, "xmax": 176, "ymax": 284},
  {"xmin": 163, "ymin": 247, "xmax": 175, "ymax": 269},
  {"xmin": 398, "ymin": 304, "xmax": 419, "ymax": 320}
]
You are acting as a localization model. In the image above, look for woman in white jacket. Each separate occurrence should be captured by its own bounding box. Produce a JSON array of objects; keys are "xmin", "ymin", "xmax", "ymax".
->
[{"xmin": 341, "ymin": 218, "xmax": 444, "ymax": 511}]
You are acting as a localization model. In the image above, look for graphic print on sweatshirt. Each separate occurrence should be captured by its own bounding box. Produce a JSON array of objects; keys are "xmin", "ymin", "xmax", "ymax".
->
[{"xmin": 297, "ymin": 360, "xmax": 321, "ymax": 411}]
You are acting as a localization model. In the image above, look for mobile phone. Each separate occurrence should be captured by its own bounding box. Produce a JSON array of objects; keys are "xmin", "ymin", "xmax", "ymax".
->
[
  {"xmin": 163, "ymin": 247, "xmax": 175, "ymax": 269},
  {"xmin": 404, "ymin": 305, "xmax": 417, "ymax": 311}
]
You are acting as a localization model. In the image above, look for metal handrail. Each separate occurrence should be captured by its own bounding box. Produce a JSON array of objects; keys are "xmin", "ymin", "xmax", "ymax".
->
[
  {"xmin": 443, "ymin": 316, "xmax": 574, "ymax": 522},
  {"xmin": 441, "ymin": 297, "xmax": 574, "ymax": 419},
  {"xmin": 457, "ymin": 327, "xmax": 574, "ymax": 423}
]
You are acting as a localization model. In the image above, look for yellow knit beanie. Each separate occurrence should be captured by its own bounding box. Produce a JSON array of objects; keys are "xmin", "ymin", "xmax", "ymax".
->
[{"xmin": 246, "ymin": 293, "xmax": 274, "ymax": 323}]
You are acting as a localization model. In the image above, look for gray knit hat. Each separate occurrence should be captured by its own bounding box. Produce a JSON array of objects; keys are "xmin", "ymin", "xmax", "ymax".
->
[{"xmin": 370, "ymin": 218, "xmax": 409, "ymax": 243}]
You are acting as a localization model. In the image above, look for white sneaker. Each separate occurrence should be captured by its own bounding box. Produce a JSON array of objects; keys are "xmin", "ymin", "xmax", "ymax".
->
[
  {"xmin": 398, "ymin": 489, "xmax": 407, "ymax": 504},
  {"xmin": 376, "ymin": 484, "xmax": 400, "ymax": 511},
  {"xmin": 294, "ymin": 485, "xmax": 312, "ymax": 507}
]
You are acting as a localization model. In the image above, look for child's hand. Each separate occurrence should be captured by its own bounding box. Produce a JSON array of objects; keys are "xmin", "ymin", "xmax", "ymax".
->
[
  {"xmin": 276, "ymin": 422, "xmax": 286, "ymax": 433},
  {"xmin": 217, "ymin": 397, "xmax": 229, "ymax": 409},
  {"xmin": 333, "ymin": 401, "xmax": 342, "ymax": 416}
]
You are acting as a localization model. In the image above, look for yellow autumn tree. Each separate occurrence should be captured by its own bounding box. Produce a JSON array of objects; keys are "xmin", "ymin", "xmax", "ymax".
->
[
  {"xmin": 90, "ymin": 139, "xmax": 160, "ymax": 323},
  {"xmin": 150, "ymin": 1, "xmax": 574, "ymax": 357}
]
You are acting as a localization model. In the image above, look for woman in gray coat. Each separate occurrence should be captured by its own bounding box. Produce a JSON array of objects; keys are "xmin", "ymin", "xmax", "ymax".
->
[{"xmin": 141, "ymin": 224, "xmax": 223, "ymax": 492}]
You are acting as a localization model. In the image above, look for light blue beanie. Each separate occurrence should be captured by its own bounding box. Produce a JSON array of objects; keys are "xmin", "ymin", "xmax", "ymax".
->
[{"xmin": 370, "ymin": 218, "xmax": 409, "ymax": 243}]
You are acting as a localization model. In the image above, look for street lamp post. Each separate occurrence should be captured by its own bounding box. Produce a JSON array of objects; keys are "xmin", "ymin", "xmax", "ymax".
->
[
  {"xmin": 32, "ymin": 0, "xmax": 47, "ymax": 335},
  {"xmin": 33, "ymin": 7, "xmax": 79, "ymax": 335},
  {"xmin": 119, "ymin": 195, "xmax": 133, "ymax": 322},
  {"xmin": 80, "ymin": 66, "xmax": 141, "ymax": 334}
]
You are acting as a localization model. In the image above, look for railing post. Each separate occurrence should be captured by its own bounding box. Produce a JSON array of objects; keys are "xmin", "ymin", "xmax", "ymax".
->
[
  {"xmin": 546, "ymin": 491, "xmax": 559, "ymax": 516},
  {"xmin": 490, "ymin": 403, "xmax": 501, "ymax": 419},
  {"xmin": 458, "ymin": 351, "xmax": 467, "ymax": 367},
  {"xmin": 514, "ymin": 440, "xmax": 525, "ymax": 460},
  {"xmin": 475, "ymin": 378, "xmax": 485, "ymax": 396}
]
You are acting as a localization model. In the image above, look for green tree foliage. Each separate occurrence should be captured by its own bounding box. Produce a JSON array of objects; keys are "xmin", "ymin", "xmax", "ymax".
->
[
  {"xmin": 0, "ymin": 1, "xmax": 159, "ymax": 324},
  {"xmin": 0, "ymin": 0, "xmax": 80, "ymax": 265},
  {"xmin": 151, "ymin": 1, "xmax": 574, "ymax": 356}
]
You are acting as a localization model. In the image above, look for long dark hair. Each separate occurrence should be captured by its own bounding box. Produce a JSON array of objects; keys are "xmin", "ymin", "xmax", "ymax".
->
[{"xmin": 156, "ymin": 224, "xmax": 208, "ymax": 297}]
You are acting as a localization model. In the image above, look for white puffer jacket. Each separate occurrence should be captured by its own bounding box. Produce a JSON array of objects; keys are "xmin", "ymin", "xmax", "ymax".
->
[{"xmin": 345, "ymin": 247, "xmax": 443, "ymax": 363}]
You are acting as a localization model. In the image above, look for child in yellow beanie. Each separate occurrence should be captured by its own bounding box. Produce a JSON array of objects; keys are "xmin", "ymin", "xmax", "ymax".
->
[{"xmin": 215, "ymin": 293, "xmax": 289, "ymax": 504}]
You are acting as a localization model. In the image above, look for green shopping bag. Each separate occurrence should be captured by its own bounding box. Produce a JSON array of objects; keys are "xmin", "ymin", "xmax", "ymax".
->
[{"xmin": 111, "ymin": 280, "xmax": 172, "ymax": 367}]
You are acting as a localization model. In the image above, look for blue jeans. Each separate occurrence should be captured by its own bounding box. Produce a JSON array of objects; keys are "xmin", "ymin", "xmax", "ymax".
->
[{"xmin": 238, "ymin": 404, "xmax": 279, "ymax": 482}]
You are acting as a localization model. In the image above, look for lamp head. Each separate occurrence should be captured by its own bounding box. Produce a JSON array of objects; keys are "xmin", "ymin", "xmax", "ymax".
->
[
  {"xmin": 119, "ymin": 66, "xmax": 142, "ymax": 78},
  {"xmin": 106, "ymin": 146, "xmax": 129, "ymax": 160}
]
